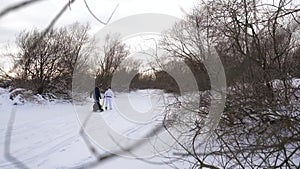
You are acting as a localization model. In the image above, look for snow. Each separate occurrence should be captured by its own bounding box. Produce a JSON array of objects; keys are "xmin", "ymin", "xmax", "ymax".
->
[
  {"xmin": 292, "ymin": 78, "xmax": 300, "ymax": 88},
  {"xmin": 271, "ymin": 78, "xmax": 300, "ymax": 89},
  {"xmin": 0, "ymin": 88, "xmax": 183, "ymax": 169}
]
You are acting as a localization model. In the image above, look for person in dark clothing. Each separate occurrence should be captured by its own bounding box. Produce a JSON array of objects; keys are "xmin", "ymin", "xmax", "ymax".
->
[{"xmin": 90, "ymin": 86, "xmax": 103, "ymax": 111}]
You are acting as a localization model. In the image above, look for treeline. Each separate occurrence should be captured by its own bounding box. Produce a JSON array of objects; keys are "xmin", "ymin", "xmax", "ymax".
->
[
  {"xmin": 129, "ymin": 62, "xmax": 209, "ymax": 94},
  {"xmin": 130, "ymin": 71, "xmax": 180, "ymax": 94},
  {"xmin": 0, "ymin": 23, "xmax": 205, "ymax": 99},
  {"xmin": 0, "ymin": 23, "xmax": 91, "ymax": 99}
]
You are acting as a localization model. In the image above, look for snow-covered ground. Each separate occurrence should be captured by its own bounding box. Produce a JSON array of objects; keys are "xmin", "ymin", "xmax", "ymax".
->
[{"xmin": 0, "ymin": 88, "xmax": 183, "ymax": 169}]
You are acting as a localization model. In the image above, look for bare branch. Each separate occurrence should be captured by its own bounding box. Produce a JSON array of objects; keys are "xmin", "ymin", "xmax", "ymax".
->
[
  {"xmin": 0, "ymin": 0, "xmax": 43, "ymax": 18},
  {"xmin": 83, "ymin": 0, "xmax": 119, "ymax": 25}
]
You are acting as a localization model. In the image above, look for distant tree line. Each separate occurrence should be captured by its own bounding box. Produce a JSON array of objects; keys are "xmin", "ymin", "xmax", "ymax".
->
[{"xmin": 0, "ymin": 26, "xmax": 189, "ymax": 99}]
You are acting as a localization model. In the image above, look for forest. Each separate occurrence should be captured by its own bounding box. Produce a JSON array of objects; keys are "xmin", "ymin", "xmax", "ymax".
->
[{"xmin": 0, "ymin": 0, "xmax": 299, "ymax": 168}]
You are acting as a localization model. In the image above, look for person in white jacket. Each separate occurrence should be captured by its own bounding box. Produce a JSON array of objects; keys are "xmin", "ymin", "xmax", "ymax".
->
[{"xmin": 104, "ymin": 87, "xmax": 113, "ymax": 110}]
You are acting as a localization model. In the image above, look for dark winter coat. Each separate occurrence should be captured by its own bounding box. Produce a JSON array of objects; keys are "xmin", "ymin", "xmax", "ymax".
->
[{"xmin": 90, "ymin": 87, "xmax": 101, "ymax": 101}]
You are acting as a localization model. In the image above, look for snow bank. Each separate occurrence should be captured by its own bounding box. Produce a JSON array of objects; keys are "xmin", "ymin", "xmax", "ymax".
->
[
  {"xmin": 0, "ymin": 87, "xmax": 70, "ymax": 106},
  {"xmin": 0, "ymin": 87, "xmax": 13, "ymax": 106}
]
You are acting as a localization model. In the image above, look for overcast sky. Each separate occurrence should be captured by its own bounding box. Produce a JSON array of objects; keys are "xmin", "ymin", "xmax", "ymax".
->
[
  {"xmin": 0, "ymin": 0, "xmax": 196, "ymax": 44},
  {"xmin": 0, "ymin": 0, "xmax": 197, "ymax": 70}
]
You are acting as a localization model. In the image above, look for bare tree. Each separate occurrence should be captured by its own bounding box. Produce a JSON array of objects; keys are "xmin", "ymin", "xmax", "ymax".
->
[
  {"xmin": 161, "ymin": 0, "xmax": 300, "ymax": 168},
  {"xmin": 10, "ymin": 23, "xmax": 90, "ymax": 98},
  {"xmin": 94, "ymin": 34, "xmax": 130, "ymax": 88}
]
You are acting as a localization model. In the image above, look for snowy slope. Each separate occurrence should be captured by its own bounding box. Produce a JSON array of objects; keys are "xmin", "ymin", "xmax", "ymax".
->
[{"xmin": 0, "ymin": 88, "xmax": 182, "ymax": 169}]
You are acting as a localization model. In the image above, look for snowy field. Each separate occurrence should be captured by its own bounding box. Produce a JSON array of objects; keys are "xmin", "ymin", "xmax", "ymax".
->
[{"xmin": 0, "ymin": 88, "xmax": 183, "ymax": 169}]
